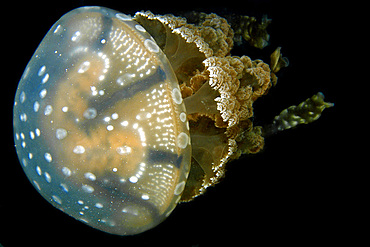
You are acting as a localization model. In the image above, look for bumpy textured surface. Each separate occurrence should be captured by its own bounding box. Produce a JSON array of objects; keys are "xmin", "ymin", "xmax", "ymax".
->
[
  {"xmin": 263, "ymin": 92, "xmax": 334, "ymax": 136},
  {"xmin": 13, "ymin": 7, "xmax": 191, "ymax": 235},
  {"xmin": 135, "ymin": 11, "xmax": 276, "ymax": 200}
]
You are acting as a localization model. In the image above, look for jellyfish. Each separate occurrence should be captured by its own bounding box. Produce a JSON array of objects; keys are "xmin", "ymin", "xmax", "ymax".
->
[{"xmin": 13, "ymin": 6, "xmax": 333, "ymax": 235}]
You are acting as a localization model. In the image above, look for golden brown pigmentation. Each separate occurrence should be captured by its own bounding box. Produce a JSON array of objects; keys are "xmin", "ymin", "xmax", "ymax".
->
[{"xmin": 135, "ymin": 11, "xmax": 332, "ymax": 201}]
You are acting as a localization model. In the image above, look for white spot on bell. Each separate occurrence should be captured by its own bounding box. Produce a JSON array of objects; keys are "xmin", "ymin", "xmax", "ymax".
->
[
  {"xmin": 78, "ymin": 61, "xmax": 91, "ymax": 73},
  {"xmin": 39, "ymin": 89, "xmax": 47, "ymax": 98},
  {"xmin": 33, "ymin": 180, "xmax": 41, "ymax": 191},
  {"xmin": 44, "ymin": 153, "xmax": 52, "ymax": 162},
  {"xmin": 83, "ymin": 108, "xmax": 97, "ymax": 119},
  {"xmin": 116, "ymin": 146, "xmax": 132, "ymax": 155},
  {"xmin": 60, "ymin": 183, "xmax": 69, "ymax": 192},
  {"xmin": 20, "ymin": 91, "xmax": 26, "ymax": 103},
  {"xmin": 172, "ymin": 88, "xmax": 182, "ymax": 104},
  {"xmin": 129, "ymin": 176, "xmax": 138, "ymax": 183},
  {"xmin": 44, "ymin": 172, "xmax": 51, "ymax": 183},
  {"xmin": 33, "ymin": 101, "xmax": 40, "ymax": 112},
  {"xmin": 135, "ymin": 24, "xmax": 146, "ymax": 32},
  {"xmin": 180, "ymin": 112, "xmax": 187, "ymax": 122},
  {"xmin": 177, "ymin": 132, "xmax": 189, "ymax": 149},
  {"xmin": 41, "ymin": 73, "xmax": 49, "ymax": 84},
  {"xmin": 20, "ymin": 113, "xmax": 27, "ymax": 122},
  {"xmin": 54, "ymin": 25, "xmax": 62, "ymax": 34},
  {"xmin": 144, "ymin": 39, "xmax": 160, "ymax": 53},
  {"xmin": 38, "ymin": 65, "xmax": 46, "ymax": 76},
  {"xmin": 71, "ymin": 31, "xmax": 81, "ymax": 42},
  {"xmin": 84, "ymin": 172, "xmax": 96, "ymax": 181},
  {"xmin": 36, "ymin": 166, "xmax": 42, "ymax": 176},
  {"xmin": 141, "ymin": 194, "xmax": 150, "ymax": 200},
  {"xmin": 52, "ymin": 195, "xmax": 62, "ymax": 205},
  {"xmin": 82, "ymin": 184, "xmax": 94, "ymax": 193},
  {"xmin": 174, "ymin": 181, "xmax": 186, "ymax": 195},
  {"xmin": 44, "ymin": 105, "xmax": 53, "ymax": 115},
  {"xmin": 73, "ymin": 145, "xmax": 85, "ymax": 154},
  {"xmin": 56, "ymin": 128, "xmax": 67, "ymax": 140},
  {"xmin": 22, "ymin": 158, "xmax": 28, "ymax": 167}
]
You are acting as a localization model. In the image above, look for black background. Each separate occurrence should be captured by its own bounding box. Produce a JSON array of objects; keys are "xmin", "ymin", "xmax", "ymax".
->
[{"xmin": 2, "ymin": 0, "xmax": 345, "ymax": 246}]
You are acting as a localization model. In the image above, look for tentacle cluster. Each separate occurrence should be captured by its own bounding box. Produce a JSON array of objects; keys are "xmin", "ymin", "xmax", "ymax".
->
[{"xmin": 135, "ymin": 11, "xmax": 332, "ymax": 201}]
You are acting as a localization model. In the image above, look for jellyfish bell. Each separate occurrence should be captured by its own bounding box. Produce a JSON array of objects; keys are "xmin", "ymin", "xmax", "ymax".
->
[
  {"xmin": 13, "ymin": 6, "xmax": 333, "ymax": 235},
  {"xmin": 13, "ymin": 7, "xmax": 191, "ymax": 235}
]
